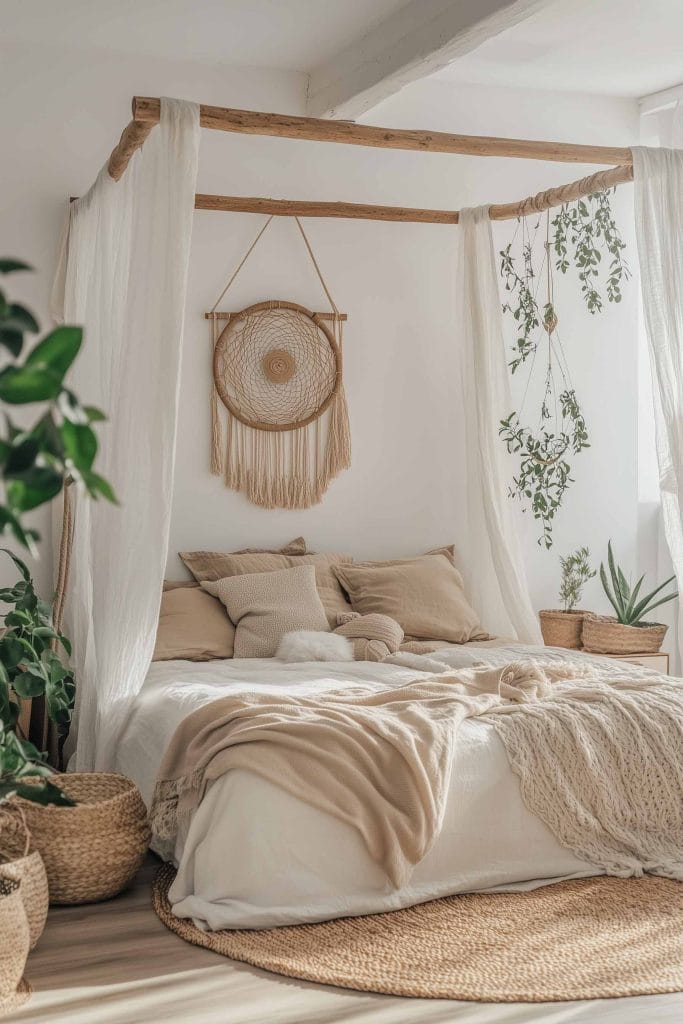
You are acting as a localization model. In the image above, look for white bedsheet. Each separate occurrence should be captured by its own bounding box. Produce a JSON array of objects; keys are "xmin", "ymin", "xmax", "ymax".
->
[{"xmin": 116, "ymin": 644, "xmax": 602, "ymax": 929}]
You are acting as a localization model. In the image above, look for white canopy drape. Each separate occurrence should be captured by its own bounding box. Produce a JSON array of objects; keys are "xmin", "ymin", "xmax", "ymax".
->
[
  {"xmin": 456, "ymin": 206, "xmax": 541, "ymax": 642},
  {"xmin": 633, "ymin": 147, "xmax": 683, "ymax": 671},
  {"xmin": 53, "ymin": 98, "xmax": 200, "ymax": 770}
]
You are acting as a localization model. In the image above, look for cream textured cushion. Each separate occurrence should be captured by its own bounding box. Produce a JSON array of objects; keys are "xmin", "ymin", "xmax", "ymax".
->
[
  {"xmin": 182, "ymin": 546, "xmax": 351, "ymax": 628},
  {"xmin": 153, "ymin": 587, "xmax": 235, "ymax": 661},
  {"xmin": 202, "ymin": 565, "xmax": 329, "ymax": 658},
  {"xmin": 179, "ymin": 537, "xmax": 307, "ymax": 582},
  {"xmin": 334, "ymin": 555, "xmax": 486, "ymax": 644}
]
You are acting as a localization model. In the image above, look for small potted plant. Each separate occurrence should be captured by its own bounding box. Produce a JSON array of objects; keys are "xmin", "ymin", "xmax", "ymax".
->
[
  {"xmin": 539, "ymin": 547, "xmax": 595, "ymax": 649},
  {"xmin": 582, "ymin": 541, "xmax": 678, "ymax": 654}
]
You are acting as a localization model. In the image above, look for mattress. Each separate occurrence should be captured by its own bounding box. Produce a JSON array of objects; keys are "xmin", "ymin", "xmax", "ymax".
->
[{"xmin": 116, "ymin": 642, "xmax": 608, "ymax": 929}]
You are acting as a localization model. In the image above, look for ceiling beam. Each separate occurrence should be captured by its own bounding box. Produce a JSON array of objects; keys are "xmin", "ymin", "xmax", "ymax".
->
[
  {"xmin": 129, "ymin": 97, "xmax": 631, "ymax": 167},
  {"xmin": 306, "ymin": 0, "xmax": 552, "ymax": 119}
]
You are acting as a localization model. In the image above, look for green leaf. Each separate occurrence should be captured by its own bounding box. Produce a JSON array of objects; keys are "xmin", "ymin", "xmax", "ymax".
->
[
  {"xmin": 0, "ymin": 547, "xmax": 32, "ymax": 582},
  {"xmin": 6, "ymin": 780, "xmax": 75, "ymax": 807},
  {"xmin": 3, "ymin": 304, "xmax": 39, "ymax": 334},
  {"xmin": 84, "ymin": 405, "xmax": 107, "ymax": 423},
  {"xmin": 624, "ymin": 574, "xmax": 646, "ymax": 620},
  {"xmin": 11, "ymin": 670, "xmax": 45, "ymax": 698},
  {"xmin": 0, "ymin": 327, "xmax": 24, "ymax": 357},
  {"xmin": 0, "ymin": 259, "xmax": 32, "ymax": 275},
  {"xmin": 25, "ymin": 326, "xmax": 82, "ymax": 379},
  {"xmin": 6, "ymin": 467, "xmax": 63, "ymax": 511},
  {"xmin": 632, "ymin": 590, "xmax": 679, "ymax": 624},
  {"xmin": 0, "ymin": 635, "xmax": 25, "ymax": 668},
  {"xmin": 630, "ymin": 575, "xmax": 678, "ymax": 623},
  {"xmin": 82, "ymin": 470, "xmax": 117, "ymax": 504},
  {"xmin": 600, "ymin": 563, "xmax": 622, "ymax": 619},
  {"xmin": 607, "ymin": 542, "xmax": 626, "ymax": 619},
  {"xmin": 60, "ymin": 421, "xmax": 97, "ymax": 472},
  {"xmin": 0, "ymin": 364, "xmax": 63, "ymax": 403},
  {"xmin": 4, "ymin": 437, "xmax": 40, "ymax": 476},
  {"xmin": 617, "ymin": 567, "xmax": 631, "ymax": 605}
]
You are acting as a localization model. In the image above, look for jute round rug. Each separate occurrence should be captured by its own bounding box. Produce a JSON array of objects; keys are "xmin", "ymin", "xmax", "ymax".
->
[{"xmin": 152, "ymin": 864, "xmax": 683, "ymax": 1002}]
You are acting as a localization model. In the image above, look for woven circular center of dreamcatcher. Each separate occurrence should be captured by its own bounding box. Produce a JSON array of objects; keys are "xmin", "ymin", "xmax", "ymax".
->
[
  {"xmin": 262, "ymin": 348, "xmax": 296, "ymax": 384},
  {"xmin": 214, "ymin": 301, "xmax": 340, "ymax": 432}
]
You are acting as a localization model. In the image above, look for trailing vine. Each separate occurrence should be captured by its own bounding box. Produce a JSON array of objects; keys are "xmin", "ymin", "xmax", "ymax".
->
[
  {"xmin": 497, "ymin": 189, "xmax": 626, "ymax": 549},
  {"xmin": 500, "ymin": 188, "xmax": 629, "ymax": 376},
  {"xmin": 553, "ymin": 190, "xmax": 630, "ymax": 313}
]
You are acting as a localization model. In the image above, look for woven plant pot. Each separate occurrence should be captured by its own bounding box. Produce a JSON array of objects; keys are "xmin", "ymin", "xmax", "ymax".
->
[
  {"xmin": 0, "ymin": 876, "xmax": 30, "ymax": 1016},
  {"xmin": 0, "ymin": 808, "xmax": 48, "ymax": 950},
  {"xmin": 539, "ymin": 609, "xmax": 585, "ymax": 649},
  {"xmin": 16, "ymin": 773, "xmax": 150, "ymax": 906},
  {"xmin": 581, "ymin": 614, "xmax": 667, "ymax": 655}
]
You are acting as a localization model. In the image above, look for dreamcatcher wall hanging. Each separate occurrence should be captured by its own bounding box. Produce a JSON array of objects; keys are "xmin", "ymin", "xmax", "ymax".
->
[{"xmin": 206, "ymin": 216, "xmax": 351, "ymax": 510}]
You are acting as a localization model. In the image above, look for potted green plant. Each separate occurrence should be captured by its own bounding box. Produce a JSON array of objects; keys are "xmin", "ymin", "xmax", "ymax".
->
[
  {"xmin": 539, "ymin": 546, "xmax": 596, "ymax": 649},
  {"xmin": 0, "ymin": 259, "xmax": 113, "ymax": 1005},
  {"xmin": 582, "ymin": 541, "xmax": 678, "ymax": 654},
  {"xmin": 0, "ymin": 258, "xmax": 111, "ymax": 807}
]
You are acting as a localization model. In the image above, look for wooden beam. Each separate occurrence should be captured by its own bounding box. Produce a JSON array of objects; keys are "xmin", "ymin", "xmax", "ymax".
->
[
  {"xmin": 130, "ymin": 96, "xmax": 631, "ymax": 167},
  {"xmin": 307, "ymin": 0, "xmax": 552, "ymax": 119},
  {"xmin": 205, "ymin": 311, "xmax": 347, "ymax": 322},
  {"xmin": 108, "ymin": 119, "xmax": 156, "ymax": 181},
  {"xmin": 193, "ymin": 164, "xmax": 633, "ymax": 225}
]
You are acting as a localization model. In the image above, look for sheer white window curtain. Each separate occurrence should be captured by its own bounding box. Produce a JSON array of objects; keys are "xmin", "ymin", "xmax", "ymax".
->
[
  {"xmin": 52, "ymin": 98, "xmax": 200, "ymax": 770},
  {"xmin": 633, "ymin": 146, "xmax": 683, "ymax": 673},
  {"xmin": 456, "ymin": 206, "xmax": 541, "ymax": 643}
]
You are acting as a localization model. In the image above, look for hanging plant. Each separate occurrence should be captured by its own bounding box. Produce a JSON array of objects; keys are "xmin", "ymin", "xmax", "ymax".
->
[
  {"xmin": 500, "ymin": 189, "xmax": 629, "ymax": 375},
  {"xmin": 553, "ymin": 190, "xmax": 630, "ymax": 312},
  {"xmin": 498, "ymin": 190, "xmax": 629, "ymax": 548},
  {"xmin": 500, "ymin": 383, "xmax": 590, "ymax": 550}
]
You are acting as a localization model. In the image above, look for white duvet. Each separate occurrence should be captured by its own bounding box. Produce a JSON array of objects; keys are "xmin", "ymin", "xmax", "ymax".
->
[{"xmin": 115, "ymin": 641, "xmax": 622, "ymax": 930}]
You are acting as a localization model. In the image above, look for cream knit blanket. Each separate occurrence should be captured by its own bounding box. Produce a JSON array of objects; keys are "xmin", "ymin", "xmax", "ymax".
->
[
  {"xmin": 484, "ymin": 667, "xmax": 683, "ymax": 880},
  {"xmin": 150, "ymin": 659, "xmax": 683, "ymax": 887}
]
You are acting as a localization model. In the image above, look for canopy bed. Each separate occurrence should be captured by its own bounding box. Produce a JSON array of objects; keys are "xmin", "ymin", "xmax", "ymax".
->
[{"xmin": 50, "ymin": 95, "xmax": 683, "ymax": 1001}]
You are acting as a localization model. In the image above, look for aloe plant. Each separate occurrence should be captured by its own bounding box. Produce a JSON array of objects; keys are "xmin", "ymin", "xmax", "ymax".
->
[{"xmin": 600, "ymin": 542, "xmax": 678, "ymax": 626}]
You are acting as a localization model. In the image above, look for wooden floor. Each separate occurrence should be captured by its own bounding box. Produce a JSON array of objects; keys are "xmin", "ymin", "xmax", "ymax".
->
[{"xmin": 6, "ymin": 856, "xmax": 683, "ymax": 1024}]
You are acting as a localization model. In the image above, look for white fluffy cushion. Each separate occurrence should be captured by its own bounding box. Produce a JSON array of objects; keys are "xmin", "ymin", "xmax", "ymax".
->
[
  {"xmin": 276, "ymin": 630, "xmax": 354, "ymax": 663},
  {"xmin": 202, "ymin": 565, "xmax": 328, "ymax": 658}
]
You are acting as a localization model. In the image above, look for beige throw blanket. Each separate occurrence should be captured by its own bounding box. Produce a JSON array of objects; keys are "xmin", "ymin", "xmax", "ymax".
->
[{"xmin": 150, "ymin": 660, "xmax": 683, "ymax": 888}]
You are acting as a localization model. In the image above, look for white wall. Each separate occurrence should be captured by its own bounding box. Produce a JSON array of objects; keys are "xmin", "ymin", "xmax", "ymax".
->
[{"xmin": 0, "ymin": 40, "xmax": 644, "ymax": 634}]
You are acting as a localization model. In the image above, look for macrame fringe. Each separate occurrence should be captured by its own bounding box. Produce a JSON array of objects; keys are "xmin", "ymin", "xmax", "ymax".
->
[
  {"xmin": 210, "ymin": 385, "xmax": 224, "ymax": 476},
  {"xmin": 221, "ymin": 406, "xmax": 350, "ymax": 510},
  {"xmin": 324, "ymin": 384, "xmax": 352, "ymax": 483}
]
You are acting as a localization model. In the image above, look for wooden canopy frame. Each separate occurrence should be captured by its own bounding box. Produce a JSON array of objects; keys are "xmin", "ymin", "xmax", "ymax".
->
[{"xmin": 104, "ymin": 96, "xmax": 634, "ymax": 224}]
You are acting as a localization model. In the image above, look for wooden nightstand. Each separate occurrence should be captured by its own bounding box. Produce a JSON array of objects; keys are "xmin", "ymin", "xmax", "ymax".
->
[{"xmin": 608, "ymin": 652, "xmax": 670, "ymax": 674}]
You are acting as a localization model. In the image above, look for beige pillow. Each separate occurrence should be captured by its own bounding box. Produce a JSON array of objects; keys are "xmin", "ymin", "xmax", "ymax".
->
[
  {"xmin": 180, "ymin": 537, "xmax": 306, "ymax": 583},
  {"xmin": 352, "ymin": 544, "xmax": 458, "ymax": 569},
  {"xmin": 284, "ymin": 553, "xmax": 352, "ymax": 626},
  {"xmin": 153, "ymin": 587, "xmax": 235, "ymax": 661},
  {"xmin": 202, "ymin": 565, "xmax": 329, "ymax": 658},
  {"xmin": 182, "ymin": 547, "xmax": 351, "ymax": 628},
  {"xmin": 333, "ymin": 554, "xmax": 485, "ymax": 644},
  {"xmin": 163, "ymin": 579, "xmax": 199, "ymax": 592}
]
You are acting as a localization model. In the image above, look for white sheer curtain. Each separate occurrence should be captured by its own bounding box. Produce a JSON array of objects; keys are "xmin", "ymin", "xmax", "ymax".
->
[
  {"xmin": 456, "ymin": 207, "xmax": 541, "ymax": 642},
  {"xmin": 633, "ymin": 147, "xmax": 683, "ymax": 672},
  {"xmin": 53, "ymin": 98, "xmax": 200, "ymax": 770}
]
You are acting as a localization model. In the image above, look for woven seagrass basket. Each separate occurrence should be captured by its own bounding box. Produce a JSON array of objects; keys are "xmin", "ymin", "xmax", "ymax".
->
[
  {"xmin": 16, "ymin": 773, "xmax": 150, "ymax": 905},
  {"xmin": 581, "ymin": 614, "xmax": 667, "ymax": 655},
  {"xmin": 0, "ymin": 876, "xmax": 30, "ymax": 1015},
  {"xmin": 0, "ymin": 807, "xmax": 48, "ymax": 950},
  {"xmin": 538, "ymin": 609, "xmax": 585, "ymax": 649}
]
